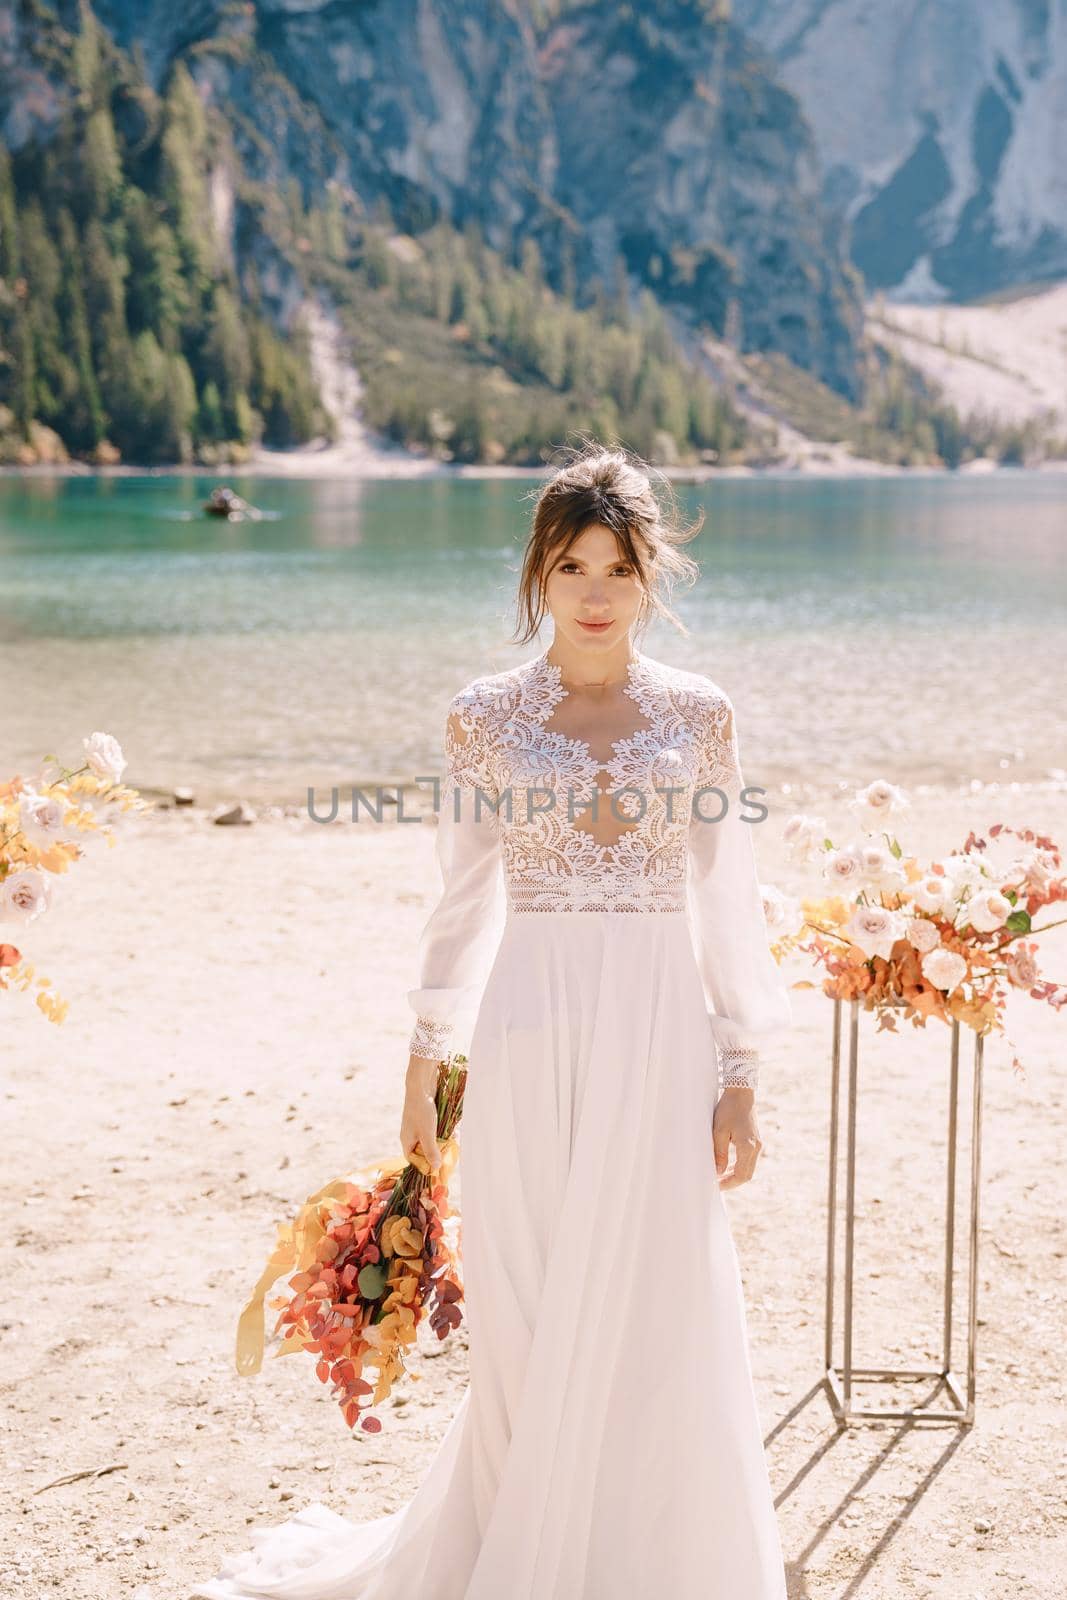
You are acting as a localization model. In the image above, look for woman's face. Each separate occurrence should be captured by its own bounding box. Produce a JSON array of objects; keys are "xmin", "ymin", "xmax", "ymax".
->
[{"xmin": 540, "ymin": 522, "xmax": 646, "ymax": 653}]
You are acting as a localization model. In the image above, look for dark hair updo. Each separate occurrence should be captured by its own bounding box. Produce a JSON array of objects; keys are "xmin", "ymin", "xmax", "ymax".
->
[{"xmin": 512, "ymin": 437, "xmax": 705, "ymax": 646}]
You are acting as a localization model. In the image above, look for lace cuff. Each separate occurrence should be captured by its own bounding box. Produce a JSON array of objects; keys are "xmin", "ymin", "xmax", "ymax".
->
[
  {"xmin": 719, "ymin": 1045, "xmax": 759, "ymax": 1091},
  {"xmin": 408, "ymin": 1014, "xmax": 454, "ymax": 1063}
]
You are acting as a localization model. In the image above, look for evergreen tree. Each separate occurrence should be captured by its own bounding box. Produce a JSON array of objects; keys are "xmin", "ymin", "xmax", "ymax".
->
[
  {"xmin": 83, "ymin": 105, "xmax": 124, "ymax": 220},
  {"xmin": 0, "ymin": 147, "xmax": 18, "ymax": 281},
  {"xmin": 126, "ymin": 329, "xmax": 194, "ymax": 460},
  {"xmin": 124, "ymin": 189, "xmax": 188, "ymax": 349},
  {"xmin": 18, "ymin": 201, "xmax": 65, "ymax": 426},
  {"xmin": 202, "ymin": 283, "xmax": 252, "ymax": 434},
  {"xmin": 197, "ymin": 379, "xmax": 224, "ymax": 443},
  {"xmin": 57, "ymin": 209, "xmax": 106, "ymax": 450},
  {"xmin": 160, "ymin": 62, "xmax": 214, "ymax": 289}
]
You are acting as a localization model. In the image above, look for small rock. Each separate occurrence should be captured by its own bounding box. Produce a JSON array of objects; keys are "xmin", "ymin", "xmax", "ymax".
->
[
  {"xmin": 211, "ymin": 800, "xmax": 257, "ymax": 826},
  {"xmin": 174, "ymin": 787, "xmax": 195, "ymax": 806},
  {"xmin": 974, "ymin": 1517, "xmax": 993, "ymax": 1534}
]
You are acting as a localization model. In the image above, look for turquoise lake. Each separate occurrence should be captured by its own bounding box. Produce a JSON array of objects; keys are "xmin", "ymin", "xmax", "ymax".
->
[{"xmin": 1, "ymin": 471, "xmax": 1065, "ymax": 809}]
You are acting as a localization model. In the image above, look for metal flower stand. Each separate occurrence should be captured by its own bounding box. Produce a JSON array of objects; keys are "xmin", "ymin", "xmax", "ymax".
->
[{"xmin": 823, "ymin": 996, "xmax": 984, "ymax": 1426}]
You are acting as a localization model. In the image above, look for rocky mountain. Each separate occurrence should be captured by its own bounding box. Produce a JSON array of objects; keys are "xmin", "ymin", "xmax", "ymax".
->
[
  {"xmin": 538, "ymin": 3, "xmax": 862, "ymax": 396},
  {"xmin": 732, "ymin": 0, "xmax": 1067, "ymax": 301},
  {"xmin": 1, "ymin": 0, "xmax": 864, "ymax": 395}
]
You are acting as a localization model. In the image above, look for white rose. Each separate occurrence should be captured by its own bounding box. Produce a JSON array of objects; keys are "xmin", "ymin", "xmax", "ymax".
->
[
  {"xmin": 848, "ymin": 779, "xmax": 910, "ymax": 835},
  {"xmin": 824, "ymin": 846, "xmax": 866, "ymax": 888},
  {"xmin": 82, "ymin": 731, "xmax": 127, "ymax": 785},
  {"xmin": 782, "ymin": 813, "xmax": 827, "ymax": 863},
  {"xmin": 941, "ymin": 853, "xmax": 987, "ymax": 893},
  {"xmin": 760, "ymin": 884, "xmax": 803, "ymax": 937},
  {"xmin": 979, "ymin": 835, "xmax": 1025, "ymax": 882},
  {"xmin": 0, "ymin": 867, "xmax": 54, "ymax": 925},
  {"xmin": 844, "ymin": 905, "xmax": 904, "ymax": 961},
  {"xmin": 17, "ymin": 787, "xmax": 73, "ymax": 847},
  {"xmin": 912, "ymin": 875, "xmax": 951, "ymax": 914},
  {"xmin": 961, "ymin": 888, "xmax": 1012, "ymax": 933},
  {"xmin": 921, "ymin": 947, "xmax": 968, "ymax": 993},
  {"xmin": 906, "ymin": 917, "xmax": 940, "ymax": 954},
  {"xmin": 858, "ymin": 843, "xmax": 907, "ymax": 890},
  {"xmin": 1015, "ymin": 848, "xmax": 1056, "ymax": 892}
]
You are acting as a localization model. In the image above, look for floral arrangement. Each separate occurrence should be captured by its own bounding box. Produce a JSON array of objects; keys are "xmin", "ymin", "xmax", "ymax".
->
[
  {"xmin": 0, "ymin": 733, "xmax": 150, "ymax": 1021},
  {"xmin": 235, "ymin": 1056, "xmax": 468, "ymax": 1433},
  {"xmin": 762, "ymin": 780, "xmax": 1067, "ymax": 1075}
]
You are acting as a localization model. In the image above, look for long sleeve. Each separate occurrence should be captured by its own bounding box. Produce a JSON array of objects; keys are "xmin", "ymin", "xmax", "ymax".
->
[
  {"xmin": 405, "ymin": 692, "xmax": 506, "ymax": 1063},
  {"xmin": 686, "ymin": 692, "xmax": 792, "ymax": 1091}
]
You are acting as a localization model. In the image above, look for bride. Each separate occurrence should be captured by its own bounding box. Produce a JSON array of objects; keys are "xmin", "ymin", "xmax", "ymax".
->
[{"xmin": 191, "ymin": 442, "xmax": 794, "ymax": 1599}]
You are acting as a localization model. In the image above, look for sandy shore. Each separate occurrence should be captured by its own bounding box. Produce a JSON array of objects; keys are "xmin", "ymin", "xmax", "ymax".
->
[
  {"xmin": 6, "ymin": 452, "xmax": 1067, "ymax": 483},
  {"xmin": 4, "ymin": 443, "xmax": 1065, "ymax": 484},
  {"xmin": 3, "ymin": 789, "xmax": 1066, "ymax": 1597}
]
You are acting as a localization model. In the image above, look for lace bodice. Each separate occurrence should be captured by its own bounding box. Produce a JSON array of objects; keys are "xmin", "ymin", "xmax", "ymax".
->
[
  {"xmin": 406, "ymin": 649, "xmax": 793, "ymax": 1089},
  {"xmin": 440, "ymin": 650, "xmax": 734, "ymax": 912}
]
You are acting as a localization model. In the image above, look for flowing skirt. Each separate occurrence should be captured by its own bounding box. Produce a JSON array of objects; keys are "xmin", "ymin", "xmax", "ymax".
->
[{"xmin": 189, "ymin": 909, "xmax": 787, "ymax": 1600}]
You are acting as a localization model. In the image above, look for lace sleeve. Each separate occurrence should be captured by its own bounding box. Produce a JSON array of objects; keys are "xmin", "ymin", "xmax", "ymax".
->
[
  {"xmin": 686, "ymin": 692, "xmax": 792, "ymax": 1092},
  {"xmin": 405, "ymin": 686, "xmax": 506, "ymax": 1063}
]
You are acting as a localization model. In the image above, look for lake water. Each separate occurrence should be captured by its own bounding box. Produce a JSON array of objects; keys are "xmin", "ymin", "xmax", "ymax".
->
[{"xmin": 1, "ymin": 471, "xmax": 1065, "ymax": 810}]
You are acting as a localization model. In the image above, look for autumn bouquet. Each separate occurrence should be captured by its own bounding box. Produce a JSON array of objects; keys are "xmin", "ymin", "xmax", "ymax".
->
[
  {"xmin": 764, "ymin": 780, "xmax": 1067, "ymax": 1074},
  {"xmin": 0, "ymin": 733, "xmax": 150, "ymax": 1021},
  {"xmin": 235, "ymin": 1056, "xmax": 468, "ymax": 1433}
]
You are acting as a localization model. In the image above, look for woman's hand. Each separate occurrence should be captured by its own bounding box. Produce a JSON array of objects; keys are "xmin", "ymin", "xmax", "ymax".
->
[
  {"xmin": 713, "ymin": 1086, "xmax": 763, "ymax": 1190},
  {"xmin": 400, "ymin": 1054, "xmax": 444, "ymax": 1174}
]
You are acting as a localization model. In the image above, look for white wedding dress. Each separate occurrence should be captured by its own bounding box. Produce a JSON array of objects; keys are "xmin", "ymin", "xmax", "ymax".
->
[{"xmin": 190, "ymin": 646, "xmax": 793, "ymax": 1600}]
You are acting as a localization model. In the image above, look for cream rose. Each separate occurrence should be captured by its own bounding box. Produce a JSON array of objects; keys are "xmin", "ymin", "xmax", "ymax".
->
[
  {"xmin": 906, "ymin": 917, "xmax": 940, "ymax": 954},
  {"xmin": 18, "ymin": 787, "xmax": 73, "ymax": 847},
  {"xmin": 912, "ymin": 875, "xmax": 951, "ymax": 914},
  {"xmin": 760, "ymin": 884, "xmax": 803, "ymax": 937},
  {"xmin": 824, "ymin": 846, "xmax": 865, "ymax": 887},
  {"xmin": 844, "ymin": 905, "xmax": 904, "ymax": 961},
  {"xmin": 848, "ymin": 779, "xmax": 910, "ymax": 835},
  {"xmin": 962, "ymin": 888, "xmax": 1012, "ymax": 934},
  {"xmin": 921, "ymin": 947, "xmax": 968, "ymax": 993},
  {"xmin": 858, "ymin": 843, "xmax": 906, "ymax": 890},
  {"xmin": 0, "ymin": 867, "xmax": 54, "ymax": 925},
  {"xmin": 1016, "ymin": 848, "xmax": 1056, "ymax": 893},
  {"xmin": 782, "ymin": 813, "xmax": 827, "ymax": 863},
  {"xmin": 941, "ymin": 852, "xmax": 986, "ymax": 894},
  {"xmin": 82, "ymin": 731, "xmax": 127, "ymax": 785}
]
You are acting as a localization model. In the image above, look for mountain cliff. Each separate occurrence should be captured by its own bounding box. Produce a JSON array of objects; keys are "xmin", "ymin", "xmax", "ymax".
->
[
  {"xmin": 732, "ymin": 0, "xmax": 1066, "ymax": 300},
  {"xmin": 2, "ymin": 0, "xmax": 864, "ymax": 395},
  {"xmin": 538, "ymin": 2, "xmax": 862, "ymax": 396}
]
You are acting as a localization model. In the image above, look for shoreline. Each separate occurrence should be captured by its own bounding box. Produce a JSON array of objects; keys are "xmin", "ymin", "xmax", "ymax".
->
[{"xmin": 4, "ymin": 453, "xmax": 1067, "ymax": 483}]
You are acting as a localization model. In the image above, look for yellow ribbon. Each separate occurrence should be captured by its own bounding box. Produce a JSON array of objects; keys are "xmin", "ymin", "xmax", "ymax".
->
[{"xmin": 234, "ymin": 1139, "xmax": 459, "ymax": 1377}]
